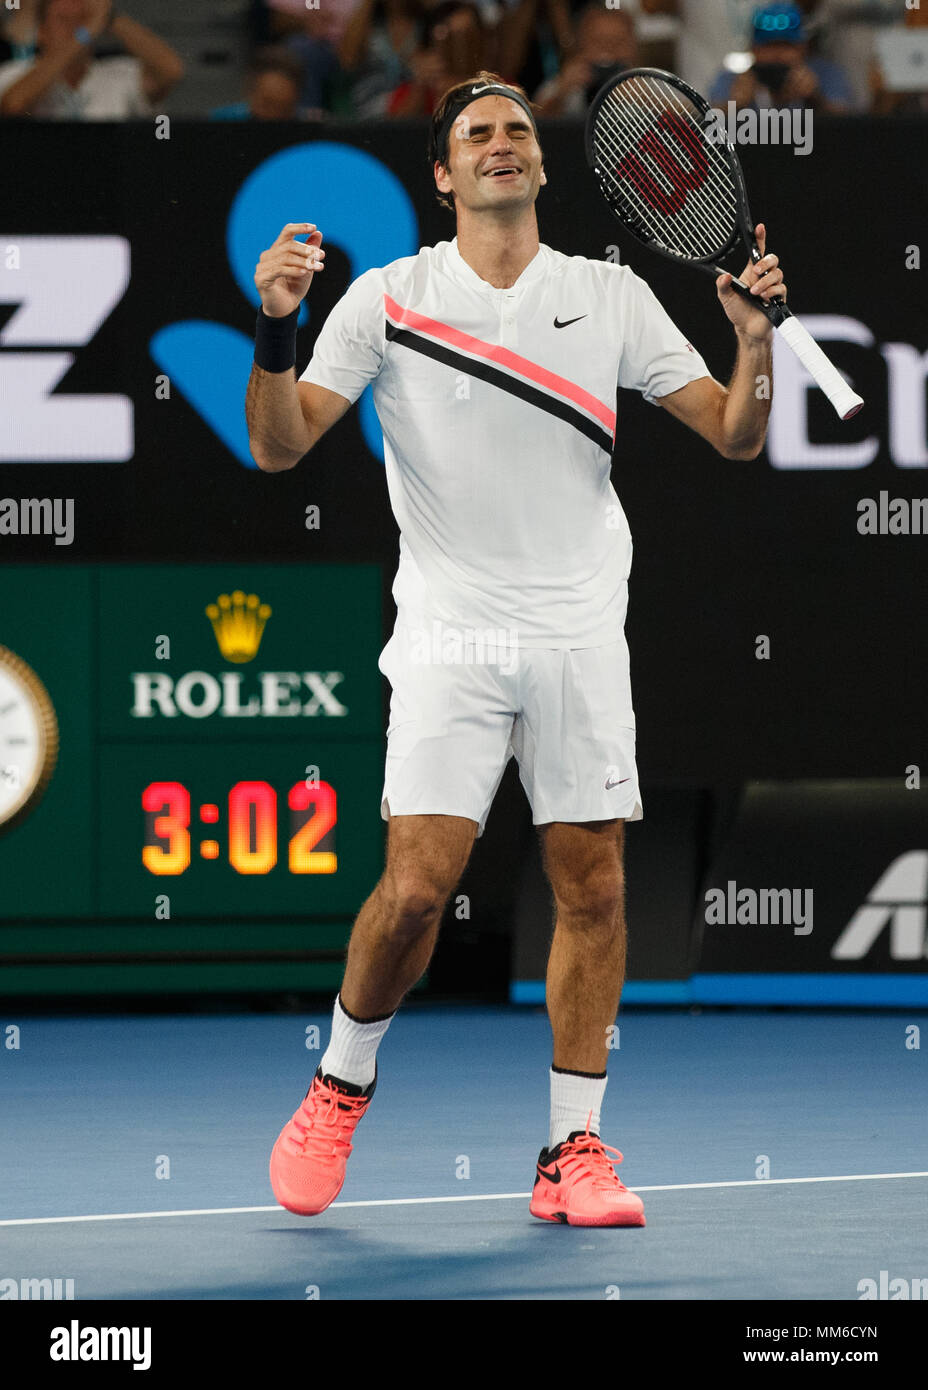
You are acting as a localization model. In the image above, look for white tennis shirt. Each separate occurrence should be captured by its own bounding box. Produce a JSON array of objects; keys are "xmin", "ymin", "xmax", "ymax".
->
[{"xmin": 300, "ymin": 237, "xmax": 710, "ymax": 648}]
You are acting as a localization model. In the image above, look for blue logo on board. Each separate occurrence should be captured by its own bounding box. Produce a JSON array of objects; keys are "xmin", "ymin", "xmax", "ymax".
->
[{"xmin": 149, "ymin": 142, "xmax": 418, "ymax": 467}]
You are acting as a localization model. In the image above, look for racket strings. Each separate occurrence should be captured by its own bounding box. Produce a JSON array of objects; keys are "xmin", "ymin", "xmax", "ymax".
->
[
  {"xmin": 618, "ymin": 76, "xmax": 737, "ymax": 236},
  {"xmin": 595, "ymin": 119, "xmax": 718, "ymax": 261},
  {"xmin": 592, "ymin": 75, "xmax": 738, "ymax": 262},
  {"xmin": 627, "ymin": 93, "xmax": 733, "ymax": 247},
  {"xmin": 594, "ymin": 115, "xmax": 725, "ymax": 259},
  {"xmin": 594, "ymin": 116, "xmax": 732, "ymax": 261},
  {"xmin": 595, "ymin": 79, "xmax": 735, "ymax": 250},
  {"xmin": 595, "ymin": 111, "xmax": 734, "ymax": 257},
  {"xmin": 596, "ymin": 89, "xmax": 734, "ymax": 257}
]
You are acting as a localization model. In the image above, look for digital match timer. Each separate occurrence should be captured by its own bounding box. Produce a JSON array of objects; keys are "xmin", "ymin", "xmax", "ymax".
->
[{"xmin": 142, "ymin": 778, "xmax": 337, "ymax": 876}]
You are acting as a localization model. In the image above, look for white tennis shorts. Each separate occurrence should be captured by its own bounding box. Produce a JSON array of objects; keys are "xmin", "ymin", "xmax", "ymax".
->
[{"xmin": 378, "ymin": 623, "xmax": 642, "ymax": 836}]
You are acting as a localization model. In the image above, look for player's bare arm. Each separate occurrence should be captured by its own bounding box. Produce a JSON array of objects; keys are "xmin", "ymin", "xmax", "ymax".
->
[
  {"xmin": 246, "ymin": 222, "xmax": 350, "ymax": 472},
  {"xmin": 657, "ymin": 224, "xmax": 786, "ymax": 461}
]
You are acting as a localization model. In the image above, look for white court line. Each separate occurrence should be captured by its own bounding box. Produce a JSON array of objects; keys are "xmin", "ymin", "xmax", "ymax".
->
[{"xmin": 2, "ymin": 1170, "xmax": 927, "ymax": 1227}]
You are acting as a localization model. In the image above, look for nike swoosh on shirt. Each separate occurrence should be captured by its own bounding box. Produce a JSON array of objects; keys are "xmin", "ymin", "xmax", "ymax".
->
[
  {"xmin": 553, "ymin": 315, "xmax": 588, "ymax": 329},
  {"xmin": 605, "ymin": 777, "xmax": 630, "ymax": 790}
]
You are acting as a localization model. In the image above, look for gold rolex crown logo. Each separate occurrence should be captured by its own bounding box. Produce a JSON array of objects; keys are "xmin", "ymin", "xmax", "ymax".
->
[{"xmin": 205, "ymin": 591, "xmax": 272, "ymax": 664}]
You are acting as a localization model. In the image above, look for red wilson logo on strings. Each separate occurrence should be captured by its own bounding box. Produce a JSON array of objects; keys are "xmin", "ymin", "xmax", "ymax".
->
[{"xmin": 614, "ymin": 113, "xmax": 709, "ymax": 216}]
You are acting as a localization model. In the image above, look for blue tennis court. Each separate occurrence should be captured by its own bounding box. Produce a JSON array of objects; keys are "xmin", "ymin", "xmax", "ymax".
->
[{"xmin": 3, "ymin": 1005, "xmax": 925, "ymax": 1301}]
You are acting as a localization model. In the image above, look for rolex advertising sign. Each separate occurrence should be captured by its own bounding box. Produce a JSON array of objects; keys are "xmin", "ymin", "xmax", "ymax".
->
[{"xmin": 97, "ymin": 566, "xmax": 382, "ymax": 740}]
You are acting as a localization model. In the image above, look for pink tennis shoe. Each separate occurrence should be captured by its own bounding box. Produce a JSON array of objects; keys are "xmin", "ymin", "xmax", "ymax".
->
[
  {"xmin": 270, "ymin": 1066, "xmax": 376, "ymax": 1216},
  {"xmin": 530, "ymin": 1122, "xmax": 646, "ymax": 1227}
]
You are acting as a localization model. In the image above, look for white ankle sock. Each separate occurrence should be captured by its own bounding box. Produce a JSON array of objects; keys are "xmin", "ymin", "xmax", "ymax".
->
[
  {"xmin": 318, "ymin": 995, "xmax": 394, "ymax": 1089},
  {"xmin": 549, "ymin": 1066, "xmax": 608, "ymax": 1149}
]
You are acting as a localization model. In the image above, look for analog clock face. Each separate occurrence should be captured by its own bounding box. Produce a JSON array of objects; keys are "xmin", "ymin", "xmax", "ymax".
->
[{"xmin": 0, "ymin": 647, "xmax": 59, "ymax": 832}]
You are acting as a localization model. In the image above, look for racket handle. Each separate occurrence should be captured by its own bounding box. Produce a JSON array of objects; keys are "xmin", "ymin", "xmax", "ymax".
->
[{"xmin": 775, "ymin": 314, "xmax": 865, "ymax": 421}]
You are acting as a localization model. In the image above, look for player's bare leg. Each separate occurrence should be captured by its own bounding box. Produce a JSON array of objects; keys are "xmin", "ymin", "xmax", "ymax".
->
[
  {"xmin": 539, "ymin": 819, "xmax": 626, "ymax": 1073},
  {"xmin": 529, "ymin": 818, "xmax": 643, "ymax": 1225},
  {"xmin": 270, "ymin": 811, "xmax": 477, "ymax": 1215},
  {"xmin": 339, "ymin": 813, "xmax": 478, "ymax": 1019}
]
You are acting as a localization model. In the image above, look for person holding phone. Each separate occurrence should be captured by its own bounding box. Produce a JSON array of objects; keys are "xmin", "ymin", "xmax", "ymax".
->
[{"xmin": 708, "ymin": 2, "xmax": 856, "ymax": 114}]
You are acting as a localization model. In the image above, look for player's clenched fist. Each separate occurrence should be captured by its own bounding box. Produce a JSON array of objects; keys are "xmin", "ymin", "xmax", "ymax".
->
[{"xmin": 255, "ymin": 223, "xmax": 326, "ymax": 319}]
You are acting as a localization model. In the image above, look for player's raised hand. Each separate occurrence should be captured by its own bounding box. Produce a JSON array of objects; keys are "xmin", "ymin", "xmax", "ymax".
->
[
  {"xmin": 255, "ymin": 223, "xmax": 326, "ymax": 319},
  {"xmin": 716, "ymin": 223, "xmax": 786, "ymax": 339}
]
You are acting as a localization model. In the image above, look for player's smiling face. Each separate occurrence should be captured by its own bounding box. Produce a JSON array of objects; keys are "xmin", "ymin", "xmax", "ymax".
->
[{"xmin": 435, "ymin": 95, "xmax": 546, "ymax": 212}]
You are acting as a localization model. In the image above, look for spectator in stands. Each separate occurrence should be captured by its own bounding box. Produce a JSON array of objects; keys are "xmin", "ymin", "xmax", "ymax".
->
[
  {"xmin": 709, "ymin": 3, "xmax": 856, "ymax": 113},
  {"xmin": 494, "ymin": 0, "xmax": 573, "ymax": 97},
  {"xmin": 262, "ymin": 0, "xmax": 356, "ymax": 47},
  {"xmin": 0, "ymin": 0, "xmax": 40, "ymax": 62},
  {"xmin": 869, "ymin": 4, "xmax": 928, "ymax": 116},
  {"xmin": 210, "ymin": 46, "xmax": 304, "ymax": 121},
  {"xmin": 640, "ymin": 0, "xmax": 758, "ymax": 98},
  {"xmin": 386, "ymin": 2, "xmax": 488, "ymax": 116},
  {"xmin": 533, "ymin": 3, "xmax": 638, "ymax": 116},
  {"xmin": 337, "ymin": 0, "xmax": 422, "ymax": 118},
  {"xmin": 247, "ymin": 0, "xmax": 276, "ymax": 48},
  {"xmin": 263, "ymin": 0, "xmax": 349, "ymax": 115},
  {"xmin": 0, "ymin": 0, "xmax": 184, "ymax": 118},
  {"xmin": 815, "ymin": 0, "xmax": 897, "ymax": 112}
]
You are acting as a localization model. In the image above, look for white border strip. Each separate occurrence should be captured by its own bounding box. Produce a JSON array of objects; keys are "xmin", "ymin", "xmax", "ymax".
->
[{"xmin": 2, "ymin": 1171, "xmax": 927, "ymax": 1227}]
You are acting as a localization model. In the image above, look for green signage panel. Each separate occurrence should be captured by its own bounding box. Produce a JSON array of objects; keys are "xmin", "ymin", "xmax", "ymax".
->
[{"xmin": 0, "ymin": 565, "xmax": 385, "ymax": 992}]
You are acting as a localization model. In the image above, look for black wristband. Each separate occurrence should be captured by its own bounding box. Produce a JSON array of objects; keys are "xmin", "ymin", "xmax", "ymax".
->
[{"xmin": 254, "ymin": 306, "xmax": 299, "ymax": 373}]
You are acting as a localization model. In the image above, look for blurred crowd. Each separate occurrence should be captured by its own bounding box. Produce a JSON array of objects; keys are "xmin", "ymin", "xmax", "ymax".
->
[{"xmin": 1, "ymin": 0, "xmax": 925, "ymax": 121}]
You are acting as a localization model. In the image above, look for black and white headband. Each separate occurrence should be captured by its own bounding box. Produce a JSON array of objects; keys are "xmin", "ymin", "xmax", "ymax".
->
[{"xmin": 431, "ymin": 82, "xmax": 539, "ymax": 167}]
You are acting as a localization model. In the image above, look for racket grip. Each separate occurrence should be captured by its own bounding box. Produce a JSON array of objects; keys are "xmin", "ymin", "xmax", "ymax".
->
[{"xmin": 775, "ymin": 315, "xmax": 864, "ymax": 421}]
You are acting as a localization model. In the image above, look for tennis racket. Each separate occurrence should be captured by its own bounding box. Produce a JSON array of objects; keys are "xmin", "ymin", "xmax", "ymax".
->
[{"xmin": 584, "ymin": 67, "xmax": 864, "ymax": 421}]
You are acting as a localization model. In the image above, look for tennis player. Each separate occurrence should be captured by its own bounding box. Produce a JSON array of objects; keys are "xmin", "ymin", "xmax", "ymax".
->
[{"xmin": 246, "ymin": 71, "xmax": 786, "ymax": 1227}]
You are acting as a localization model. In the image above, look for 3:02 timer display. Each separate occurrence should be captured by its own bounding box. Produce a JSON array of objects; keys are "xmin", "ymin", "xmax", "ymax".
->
[{"xmin": 142, "ymin": 780, "xmax": 337, "ymax": 876}]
